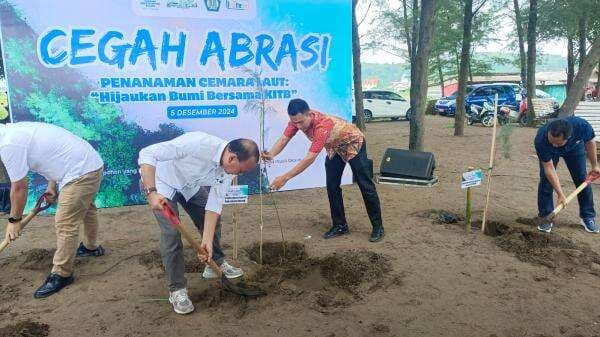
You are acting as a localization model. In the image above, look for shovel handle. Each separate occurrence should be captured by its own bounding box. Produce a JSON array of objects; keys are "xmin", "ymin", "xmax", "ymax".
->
[
  {"xmin": 0, "ymin": 239, "xmax": 8, "ymax": 253},
  {"xmin": 548, "ymin": 178, "xmax": 593, "ymax": 219},
  {"xmin": 177, "ymin": 220, "xmax": 223, "ymax": 277},
  {"xmin": 0, "ymin": 212, "xmax": 38, "ymax": 254},
  {"xmin": 161, "ymin": 204, "xmax": 223, "ymax": 277},
  {"xmin": 0, "ymin": 193, "xmax": 52, "ymax": 254}
]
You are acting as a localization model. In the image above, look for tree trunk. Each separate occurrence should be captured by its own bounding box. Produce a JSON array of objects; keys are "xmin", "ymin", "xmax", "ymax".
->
[
  {"xmin": 596, "ymin": 59, "xmax": 600, "ymax": 91},
  {"xmin": 454, "ymin": 0, "xmax": 473, "ymax": 137},
  {"xmin": 454, "ymin": 50, "xmax": 460, "ymax": 75},
  {"xmin": 409, "ymin": 0, "xmax": 436, "ymax": 152},
  {"xmin": 567, "ymin": 37, "xmax": 575, "ymax": 93},
  {"xmin": 437, "ymin": 54, "xmax": 445, "ymax": 97},
  {"xmin": 409, "ymin": 0, "xmax": 420, "ymax": 125},
  {"xmin": 468, "ymin": 59, "xmax": 473, "ymax": 82},
  {"xmin": 559, "ymin": 38, "xmax": 600, "ymax": 117},
  {"xmin": 578, "ymin": 16, "xmax": 587, "ymax": 101},
  {"xmin": 403, "ymin": 0, "xmax": 413, "ymax": 62},
  {"xmin": 411, "ymin": 0, "xmax": 419, "ymax": 59},
  {"xmin": 352, "ymin": 0, "xmax": 366, "ymax": 131},
  {"xmin": 513, "ymin": 0, "xmax": 526, "ymax": 86},
  {"xmin": 578, "ymin": 16, "xmax": 587, "ymax": 66},
  {"xmin": 525, "ymin": 0, "xmax": 537, "ymax": 127}
]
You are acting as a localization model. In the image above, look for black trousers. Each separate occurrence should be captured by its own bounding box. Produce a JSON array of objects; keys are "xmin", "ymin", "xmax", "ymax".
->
[
  {"xmin": 537, "ymin": 146, "xmax": 595, "ymax": 219},
  {"xmin": 325, "ymin": 143, "xmax": 383, "ymax": 229}
]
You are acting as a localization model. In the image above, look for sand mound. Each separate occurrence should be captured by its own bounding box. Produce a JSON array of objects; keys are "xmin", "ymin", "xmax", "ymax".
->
[{"xmin": 0, "ymin": 320, "xmax": 49, "ymax": 337}]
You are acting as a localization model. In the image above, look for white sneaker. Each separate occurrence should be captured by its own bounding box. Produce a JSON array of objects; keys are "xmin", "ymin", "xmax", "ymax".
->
[
  {"xmin": 220, "ymin": 260, "xmax": 244, "ymax": 279},
  {"xmin": 202, "ymin": 260, "xmax": 244, "ymax": 279},
  {"xmin": 169, "ymin": 288, "xmax": 194, "ymax": 315}
]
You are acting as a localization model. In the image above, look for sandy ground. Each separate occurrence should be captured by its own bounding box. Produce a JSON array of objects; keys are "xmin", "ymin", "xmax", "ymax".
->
[{"xmin": 1, "ymin": 116, "xmax": 600, "ymax": 337}]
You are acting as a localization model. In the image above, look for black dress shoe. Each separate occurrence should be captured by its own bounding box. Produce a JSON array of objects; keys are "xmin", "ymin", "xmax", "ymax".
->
[
  {"xmin": 369, "ymin": 227, "xmax": 385, "ymax": 242},
  {"xmin": 34, "ymin": 273, "xmax": 74, "ymax": 299},
  {"xmin": 322, "ymin": 224, "xmax": 349, "ymax": 239},
  {"xmin": 76, "ymin": 242, "xmax": 105, "ymax": 257}
]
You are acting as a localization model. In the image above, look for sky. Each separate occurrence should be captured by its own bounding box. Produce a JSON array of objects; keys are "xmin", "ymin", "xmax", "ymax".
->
[{"xmin": 357, "ymin": 1, "xmax": 568, "ymax": 64}]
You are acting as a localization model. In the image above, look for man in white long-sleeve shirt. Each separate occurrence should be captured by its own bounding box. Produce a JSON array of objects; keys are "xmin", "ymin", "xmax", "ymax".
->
[
  {"xmin": 138, "ymin": 132, "xmax": 259, "ymax": 315},
  {"xmin": 1, "ymin": 122, "xmax": 105, "ymax": 298}
]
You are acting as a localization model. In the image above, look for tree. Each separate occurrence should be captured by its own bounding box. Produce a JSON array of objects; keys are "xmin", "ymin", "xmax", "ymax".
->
[
  {"xmin": 435, "ymin": 54, "xmax": 445, "ymax": 95},
  {"xmin": 559, "ymin": 38, "xmax": 600, "ymax": 116},
  {"xmin": 577, "ymin": 12, "xmax": 588, "ymax": 100},
  {"xmin": 367, "ymin": 0, "xmax": 498, "ymax": 141},
  {"xmin": 536, "ymin": 0, "xmax": 574, "ymax": 90},
  {"xmin": 578, "ymin": 14, "xmax": 587, "ymax": 66},
  {"xmin": 513, "ymin": 0, "xmax": 527, "ymax": 87},
  {"xmin": 362, "ymin": 1, "xmax": 413, "ymax": 62},
  {"xmin": 429, "ymin": 0, "xmax": 500, "ymax": 96},
  {"xmin": 567, "ymin": 37, "xmax": 575, "ymax": 92},
  {"xmin": 428, "ymin": 0, "xmax": 463, "ymax": 96},
  {"xmin": 365, "ymin": 0, "xmax": 423, "ymax": 147},
  {"xmin": 409, "ymin": 0, "xmax": 420, "ymax": 126},
  {"xmin": 352, "ymin": 0, "xmax": 366, "ymax": 132},
  {"xmin": 454, "ymin": 0, "xmax": 488, "ymax": 136},
  {"xmin": 404, "ymin": 0, "xmax": 415, "ymax": 62},
  {"xmin": 537, "ymin": 0, "xmax": 600, "ymax": 103},
  {"xmin": 596, "ymin": 59, "xmax": 600, "ymax": 92},
  {"xmin": 525, "ymin": 0, "xmax": 537, "ymax": 126},
  {"xmin": 409, "ymin": 0, "xmax": 436, "ymax": 151}
]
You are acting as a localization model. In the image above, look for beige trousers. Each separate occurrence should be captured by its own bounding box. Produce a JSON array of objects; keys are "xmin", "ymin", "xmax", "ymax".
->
[{"xmin": 51, "ymin": 167, "xmax": 103, "ymax": 277}]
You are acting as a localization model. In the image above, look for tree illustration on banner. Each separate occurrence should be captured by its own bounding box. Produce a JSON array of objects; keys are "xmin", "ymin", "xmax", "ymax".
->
[{"xmin": 0, "ymin": 2, "xmax": 185, "ymax": 210}]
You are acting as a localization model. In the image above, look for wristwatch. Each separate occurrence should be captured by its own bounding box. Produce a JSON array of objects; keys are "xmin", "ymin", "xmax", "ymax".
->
[
  {"xmin": 8, "ymin": 217, "xmax": 22, "ymax": 223},
  {"xmin": 143, "ymin": 187, "xmax": 157, "ymax": 196}
]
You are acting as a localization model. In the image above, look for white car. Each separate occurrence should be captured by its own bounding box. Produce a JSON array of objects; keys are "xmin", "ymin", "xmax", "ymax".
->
[{"xmin": 353, "ymin": 90, "xmax": 411, "ymax": 122}]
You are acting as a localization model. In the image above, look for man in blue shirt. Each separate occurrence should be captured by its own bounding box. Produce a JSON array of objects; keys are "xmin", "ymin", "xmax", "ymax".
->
[{"xmin": 535, "ymin": 117, "xmax": 600, "ymax": 233}]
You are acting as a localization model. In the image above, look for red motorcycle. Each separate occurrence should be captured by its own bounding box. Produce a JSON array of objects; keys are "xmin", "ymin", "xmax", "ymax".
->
[
  {"xmin": 517, "ymin": 100, "xmax": 558, "ymax": 126},
  {"xmin": 498, "ymin": 104, "xmax": 519, "ymax": 124}
]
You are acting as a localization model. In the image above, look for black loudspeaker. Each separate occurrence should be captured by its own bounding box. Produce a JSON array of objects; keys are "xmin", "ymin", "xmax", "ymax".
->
[
  {"xmin": 352, "ymin": 158, "xmax": 373, "ymax": 183},
  {"xmin": 379, "ymin": 148, "xmax": 435, "ymax": 179}
]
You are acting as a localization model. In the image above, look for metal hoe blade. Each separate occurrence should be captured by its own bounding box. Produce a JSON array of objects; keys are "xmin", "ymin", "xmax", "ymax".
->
[{"xmin": 219, "ymin": 276, "xmax": 266, "ymax": 297}]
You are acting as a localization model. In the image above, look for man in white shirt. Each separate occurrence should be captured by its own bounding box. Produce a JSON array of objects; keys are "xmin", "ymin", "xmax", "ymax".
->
[
  {"xmin": 1, "ymin": 122, "xmax": 105, "ymax": 298},
  {"xmin": 138, "ymin": 132, "xmax": 259, "ymax": 315}
]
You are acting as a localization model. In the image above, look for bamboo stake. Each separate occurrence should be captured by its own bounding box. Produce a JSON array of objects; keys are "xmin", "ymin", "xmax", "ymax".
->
[
  {"xmin": 481, "ymin": 94, "xmax": 499, "ymax": 234},
  {"xmin": 259, "ymin": 175, "xmax": 264, "ymax": 265},
  {"xmin": 466, "ymin": 166, "xmax": 474, "ymax": 233},
  {"xmin": 258, "ymin": 73, "xmax": 265, "ymax": 265},
  {"xmin": 245, "ymin": 67, "xmax": 287, "ymax": 264},
  {"xmin": 233, "ymin": 176, "xmax": 239, "ymax": 260}
]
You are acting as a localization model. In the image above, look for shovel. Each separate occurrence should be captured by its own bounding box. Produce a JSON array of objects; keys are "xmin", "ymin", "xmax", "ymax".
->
[
  {"xmin": 161, "ymin": 203, "xmax": 265, "ymax": 297},
  {"xmin": 0, "ymin": 193, "xmax": 52, "ymax": 253},
  {"xmin": 540, "ymin": 171, "xmax": 600, "ymax": 223}
]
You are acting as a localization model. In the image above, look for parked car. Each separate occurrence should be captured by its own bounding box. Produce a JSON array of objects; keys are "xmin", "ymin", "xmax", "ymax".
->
[
  {"xmin": 434, "ymin": 87, "xmax": 471, "ymax": 116},
  {"xmin": 435, "ymin": 83, "xmax": 520, "ymax": 116},
  {"xmin": 353, "ymin": 89, "xmax": 411, "ymax": 122}
]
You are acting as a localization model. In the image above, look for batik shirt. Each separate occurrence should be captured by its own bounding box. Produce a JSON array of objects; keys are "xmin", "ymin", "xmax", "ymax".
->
[{"xmin": 284, "ymin": 110, "xmax": 364, "ymax": 162}]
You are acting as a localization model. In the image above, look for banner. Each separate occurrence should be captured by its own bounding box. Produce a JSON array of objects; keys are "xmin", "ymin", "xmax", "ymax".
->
[{"xmin": 0, "ymin": 0, "xmax": 353, "ymax": 208}]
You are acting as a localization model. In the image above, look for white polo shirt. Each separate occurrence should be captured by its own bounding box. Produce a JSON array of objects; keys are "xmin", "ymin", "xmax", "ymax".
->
[
  {"xmin": 0, "ymin": 122, "xmax": 104, "ymax": 190},
  {"xmin": 138, "ymin": 132, "xmax": 232, "ymax": 214}
]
